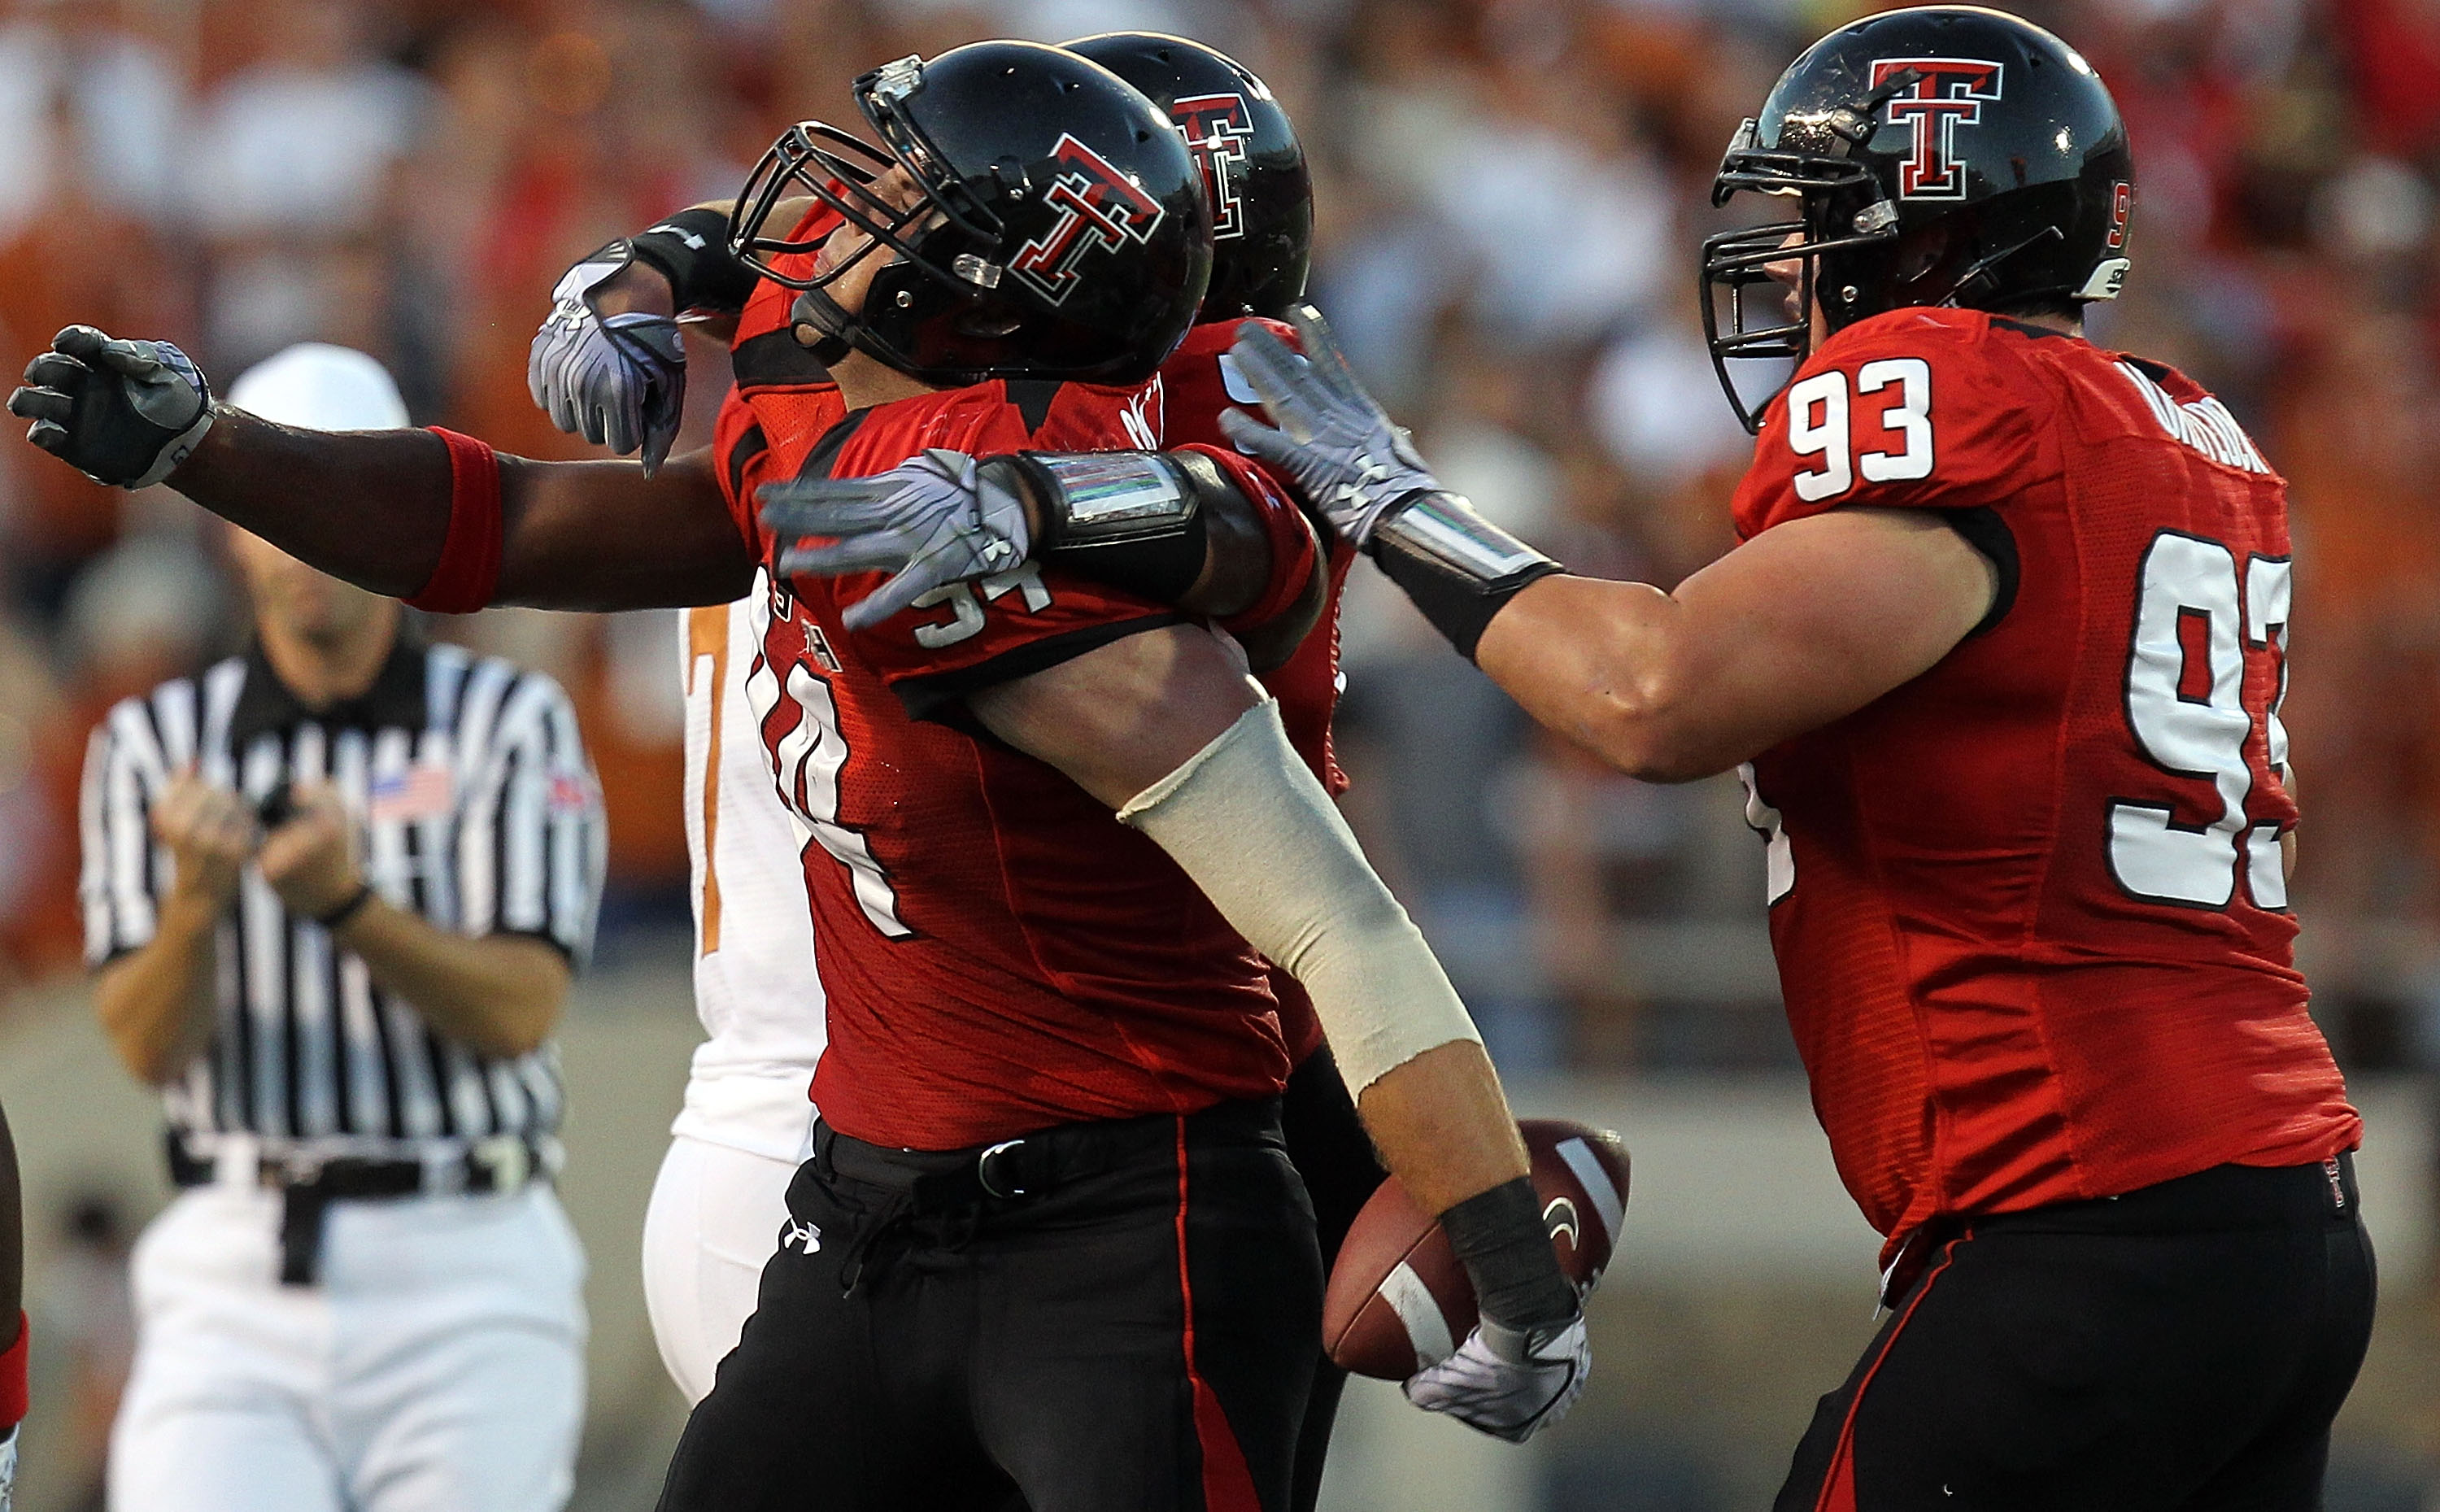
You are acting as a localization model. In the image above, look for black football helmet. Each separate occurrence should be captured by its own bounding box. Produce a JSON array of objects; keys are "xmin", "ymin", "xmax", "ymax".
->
[
  {"xmin": 1065, "ymin": 32, "xmax": 1312, "ymax": 322},
  {"xmin": 1701, "ymin": 6, "xmax": 2135, "ymax": 431},
  {"xmin": 727, "ymin": 41, "xmax": 1212, "ymax": 386}
]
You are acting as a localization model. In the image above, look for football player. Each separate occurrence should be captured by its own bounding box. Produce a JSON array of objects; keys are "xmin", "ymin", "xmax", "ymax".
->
[
  {"xmin": 771, "ymin": 8, "xmax": 2374, "ymax": 1508},
  {"xmin": 525, "ymin": 33, "xmax": 1383, "ymax": 1506},
  {"xmin": 11, "ymin": 40, "xmax": 1586, "ymax": 1510}
]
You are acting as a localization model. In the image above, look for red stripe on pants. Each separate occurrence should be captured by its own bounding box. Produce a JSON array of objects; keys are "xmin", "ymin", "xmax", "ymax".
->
[
  {"xmin": 1175, "ymin": 1118, "xmax": 1261, "ymax": 1512},
  {"xmin": 1815, "ymin": 1231, "xmax": 1972, "ymax": 1512}
]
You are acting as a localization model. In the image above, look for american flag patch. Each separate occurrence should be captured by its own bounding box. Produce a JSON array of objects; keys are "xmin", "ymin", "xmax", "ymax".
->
[
  {"xmin": 549, "ymin": 772, "xmax": 596, "ymax": 815},
  {"xmin": 367, "ymin": 765, "xmax": 455, "ymax": 823}
]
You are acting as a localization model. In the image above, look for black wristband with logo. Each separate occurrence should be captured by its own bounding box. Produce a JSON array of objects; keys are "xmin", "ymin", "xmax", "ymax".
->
[{"xmin": 627, "ymin": 207, "xmax": 760, "ymax": 316}]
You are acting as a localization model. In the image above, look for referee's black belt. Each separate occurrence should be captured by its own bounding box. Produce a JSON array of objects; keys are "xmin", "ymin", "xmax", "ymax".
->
[
  {"xmin": 167, "ymin": 1132, "xmax": 557, "ymax": 1287},
  {"xmin": 814, "ymin": 1096, "xmax": 1283, "ymax": 1214}
]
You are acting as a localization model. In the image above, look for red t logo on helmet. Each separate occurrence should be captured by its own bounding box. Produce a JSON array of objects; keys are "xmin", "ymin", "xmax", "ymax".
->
[
  {"xmin": 1170, "ymin": 93, "xmax": 1253, "ymax": 240},
  {"xmin": 1010, "ymin": 133, "xmax": 1169, "ymax": 304},
  {"xmin": 1873, "ymin": 58, "xmax": 2005, "ymax": 201}
]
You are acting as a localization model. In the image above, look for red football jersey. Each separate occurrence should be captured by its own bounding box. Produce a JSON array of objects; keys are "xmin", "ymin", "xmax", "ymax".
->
[
  {"xmin": 711, "ymin": 268, "xmax": 1304, "ymax": 1150},
  {"xmin": 1730, "ymin": 307, "xmax": 2359, "ymax": 1261}
]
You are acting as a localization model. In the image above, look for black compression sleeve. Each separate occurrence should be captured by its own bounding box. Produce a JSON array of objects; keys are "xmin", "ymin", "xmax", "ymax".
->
[
  {"xmin": 627, "ymin": 207, "xmax": 759, "ymax": 316},
  {"xmin": 1440, "ymin": 1177, "xmax": 1579, "ymax": 1331}
]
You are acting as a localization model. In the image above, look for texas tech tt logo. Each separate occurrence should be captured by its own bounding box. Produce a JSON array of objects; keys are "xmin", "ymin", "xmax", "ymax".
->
[
  {"xmin": 1170, "ymin": 93, "xmax": 1253, "ymax": 239},
  {"xmin": 1011, "ymin": 133, "xmax": 1166, "ymax": 303},
  {"xmin": 1872, "ymin": 58, "xmax": 2004, "ymax": 200}
]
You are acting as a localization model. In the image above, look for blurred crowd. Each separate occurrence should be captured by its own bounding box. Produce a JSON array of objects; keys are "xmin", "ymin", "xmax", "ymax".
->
[{"xmin": 3, "ymin": 0, "xmax": 2439, "ymax": 1074}]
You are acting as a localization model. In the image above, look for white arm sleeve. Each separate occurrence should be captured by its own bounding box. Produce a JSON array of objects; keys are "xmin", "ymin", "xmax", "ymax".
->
[{"xmin": 1117, "ymin": 698, "xmax": 1482, "ymax": 1092}]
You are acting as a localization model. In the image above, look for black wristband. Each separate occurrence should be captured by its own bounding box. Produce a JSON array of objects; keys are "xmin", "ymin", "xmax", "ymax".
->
[
  {"xmin": 315, "ymin": 883, "xmax": 376, "ymax": 930},
  {"xmin": 1367, "ymin": 493, "xmax": 1566, "ymax": 662},
  {"xmin": 1441, "ymin": 1175, "xmax": 1579, "ymax": 1332},
  {"xmin": 628, "ymin": 207, "xmax": 759, "ymax": 316}
]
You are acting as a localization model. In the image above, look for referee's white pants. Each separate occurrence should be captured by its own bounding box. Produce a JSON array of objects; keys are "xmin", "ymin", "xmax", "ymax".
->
[
  {"xmin": 641, "ymin": 1133, "xmax": 800, "ymax": 1403},
  {"xmin": 108, "ymin": 1182, "xmax": 587, "ymax": 1512}
]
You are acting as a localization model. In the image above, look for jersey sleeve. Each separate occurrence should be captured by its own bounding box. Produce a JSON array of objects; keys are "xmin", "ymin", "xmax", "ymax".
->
[
  {"xmin": 456, "ymin": 668, "xmax": 606, "ymax": 966},
  {"xmin": 820, "ymin": 381, "xmax": 1186, "ymax": 721},
  {"xmin": 1731, "ymin": 310, "xmax": 2040, "ymax": 542}
]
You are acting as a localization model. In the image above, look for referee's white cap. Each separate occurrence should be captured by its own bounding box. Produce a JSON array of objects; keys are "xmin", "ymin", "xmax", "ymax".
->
[{"xmin": 228, "ymin": 342, "xmax": 411, "ymax": 433}]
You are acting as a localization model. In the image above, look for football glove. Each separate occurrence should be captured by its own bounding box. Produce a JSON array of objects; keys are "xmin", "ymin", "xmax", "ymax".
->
[
  {"xmin": 1403, "ymin": 1313, "xmax": 1590, "ymax": 1444},
  {"xmin": 8, "ymin": 325, "xmax": 215, "ymax": 488},
  {"xmin": 759, "ymin": 449, "xmax": 1032, "ymax": 631},
  {"xmin": 0, "ymin": 1421, "xmax": 19, "ymax": 1510},
  {"xmin": 1218, "ymin": 304, "xmax": 1440, "ymax": 550},
  {"xmin": 527, "ymin": 242, "xmax": 687, "ymax": 475}
]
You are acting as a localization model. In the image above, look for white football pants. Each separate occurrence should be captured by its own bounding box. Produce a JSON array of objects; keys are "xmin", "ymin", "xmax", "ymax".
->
[
  {"xmin": 640, "ymin": 1134, "xmax": 800, "ymax": 1403},
  {"xmin": 109, "ymin": 1181, "xmax": 587, "ymax": 1512}
]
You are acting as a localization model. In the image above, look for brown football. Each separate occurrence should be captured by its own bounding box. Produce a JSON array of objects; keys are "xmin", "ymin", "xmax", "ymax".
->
[{"xmin": 1321, "ymin": 1118, "xmax": 1630, "ymax": 1380}]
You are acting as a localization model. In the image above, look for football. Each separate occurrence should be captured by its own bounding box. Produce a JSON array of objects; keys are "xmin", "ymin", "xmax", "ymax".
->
[{"xmin": 1322, "ymin": 1118, "xmax": 1631, "ymax": 1380}]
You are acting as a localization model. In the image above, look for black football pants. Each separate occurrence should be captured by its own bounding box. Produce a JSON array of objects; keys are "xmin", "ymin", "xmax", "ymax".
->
[
  {"xmin": 655, "ymin": 1096, "xmax": 1322, "ymax": 1512},
  {"xmin": 1776, "ymin": 1156, "xmax": 2377, "ymax": 1512},
  {"xmin": 1279, "ymin": 1047, "xmax": 1388, "ymax": 1512}
]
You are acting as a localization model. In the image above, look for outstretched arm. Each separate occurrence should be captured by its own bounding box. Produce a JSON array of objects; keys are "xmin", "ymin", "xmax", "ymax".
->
[
  {"xmin": 1221, "ymin": 308, "xmax": 1995, "ymax": 781},
  {"xmin": 11, "ymin": 327, "xmax": 755, "ymax": 612}
]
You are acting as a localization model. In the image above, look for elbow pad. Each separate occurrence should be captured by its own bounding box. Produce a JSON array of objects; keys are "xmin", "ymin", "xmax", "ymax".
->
[
  {"xmin": 992, "ymin": 449, "xmax": 1223, "ymax": 605},
  {"xmin": 1117, "ymin": 699, "xmax": 1482, "ymax": 1092}
]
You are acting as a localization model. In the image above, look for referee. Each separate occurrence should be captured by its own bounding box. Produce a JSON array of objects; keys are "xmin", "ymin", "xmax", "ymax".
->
[{"xmin": 77, "ymin": 344, "xmax": 604, "ymax": 1512}]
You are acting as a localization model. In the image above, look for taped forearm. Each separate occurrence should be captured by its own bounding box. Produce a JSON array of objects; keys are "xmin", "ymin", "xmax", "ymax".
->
[{"xmin": 1118, "ymin": 700, "xmax": 1481, "ymax": 1091}]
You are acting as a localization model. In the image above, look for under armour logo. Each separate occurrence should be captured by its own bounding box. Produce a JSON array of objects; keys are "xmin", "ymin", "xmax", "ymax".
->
[{"xmin": 782, "ymin": 1218, "xmax": 823, "ymax": 1255}]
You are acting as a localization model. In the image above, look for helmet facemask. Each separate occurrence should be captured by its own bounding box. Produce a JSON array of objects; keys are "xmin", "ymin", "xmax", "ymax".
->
[
  {"xmin": 1700, "ymin": 77, "xmax": 1915, "ymax": 434},
  {"xmin": 728, "ymin": 59, "xmax": 1034, "ymax": 381}
]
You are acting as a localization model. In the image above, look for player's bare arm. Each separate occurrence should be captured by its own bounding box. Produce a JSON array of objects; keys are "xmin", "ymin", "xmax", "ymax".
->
[
  {"xmin": 1218, "ymin": 307, "xmax": 2003, "ymax": 778},
  {"xmin": 1475, "ymin": 508, "xmax": 1992, "ymax": 780},
  {"xmin": 7, "ymin": 328, "xmax": 756, "ymax": 612}
]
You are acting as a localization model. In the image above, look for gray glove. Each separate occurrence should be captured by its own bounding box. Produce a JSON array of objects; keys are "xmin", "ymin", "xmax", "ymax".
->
[
  {"xmin": 1218, "ymin": 304, "xmax": 1440, "ymax": 549},
  {"xmin": 1403, "ymin": 1314, "xmax": 1590, "ymax": 1444},
  {"xmin": 8, "ymin": 325, "xmax": 215, "ymax": 488},
  {"xmin": 527, "ymin": 244, "xmax": 686, "ymax": 475},
  {"xmin": 759, "ymin": 448, "xmax": 1031, "ymax": 631}
]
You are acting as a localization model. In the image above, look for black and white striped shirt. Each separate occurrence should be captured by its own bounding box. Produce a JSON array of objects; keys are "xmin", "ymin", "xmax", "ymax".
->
[{"xmin": 78, "ymin": 639, "xmax": 606, "ymax": 1153}]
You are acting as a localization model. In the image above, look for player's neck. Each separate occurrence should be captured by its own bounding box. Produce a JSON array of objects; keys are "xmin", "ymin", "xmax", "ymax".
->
[
  {"xmin": 830, "ymin": 349, "xmax": 938, "ymax": 411},
  {"xmin": 2014, "ymin": 310, "xmax": 2084, "ymax": 338},
  {"xmin": 258, "ymin": 603, "xmax": 399, "ymax": 711}
]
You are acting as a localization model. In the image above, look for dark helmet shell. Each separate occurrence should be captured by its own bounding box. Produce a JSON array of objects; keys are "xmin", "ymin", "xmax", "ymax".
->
[
  {"xmin": 730, "ymin": 40, "xmax": 1213, "ymax": 387},
  {"xmin": 1065, "ymin": 32, "xmax": 1313, "ymax": 322}
]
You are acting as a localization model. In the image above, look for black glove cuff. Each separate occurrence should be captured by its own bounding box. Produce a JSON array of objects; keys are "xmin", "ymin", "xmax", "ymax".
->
[
  {"xmin": 1369, "ymin": 492, "xmax": 1566, "ymax": 662},
  {"xmin": 1442, "ymin": 1175, "xmax": 1579, "ymax": 1332},
  {"xmin": 628, "ymin": 207, "xmax": 759, "ymax": 316},
  {"xmin": 1006, "ymin": 451, "xmax": 1212, "ymax": 605}
]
